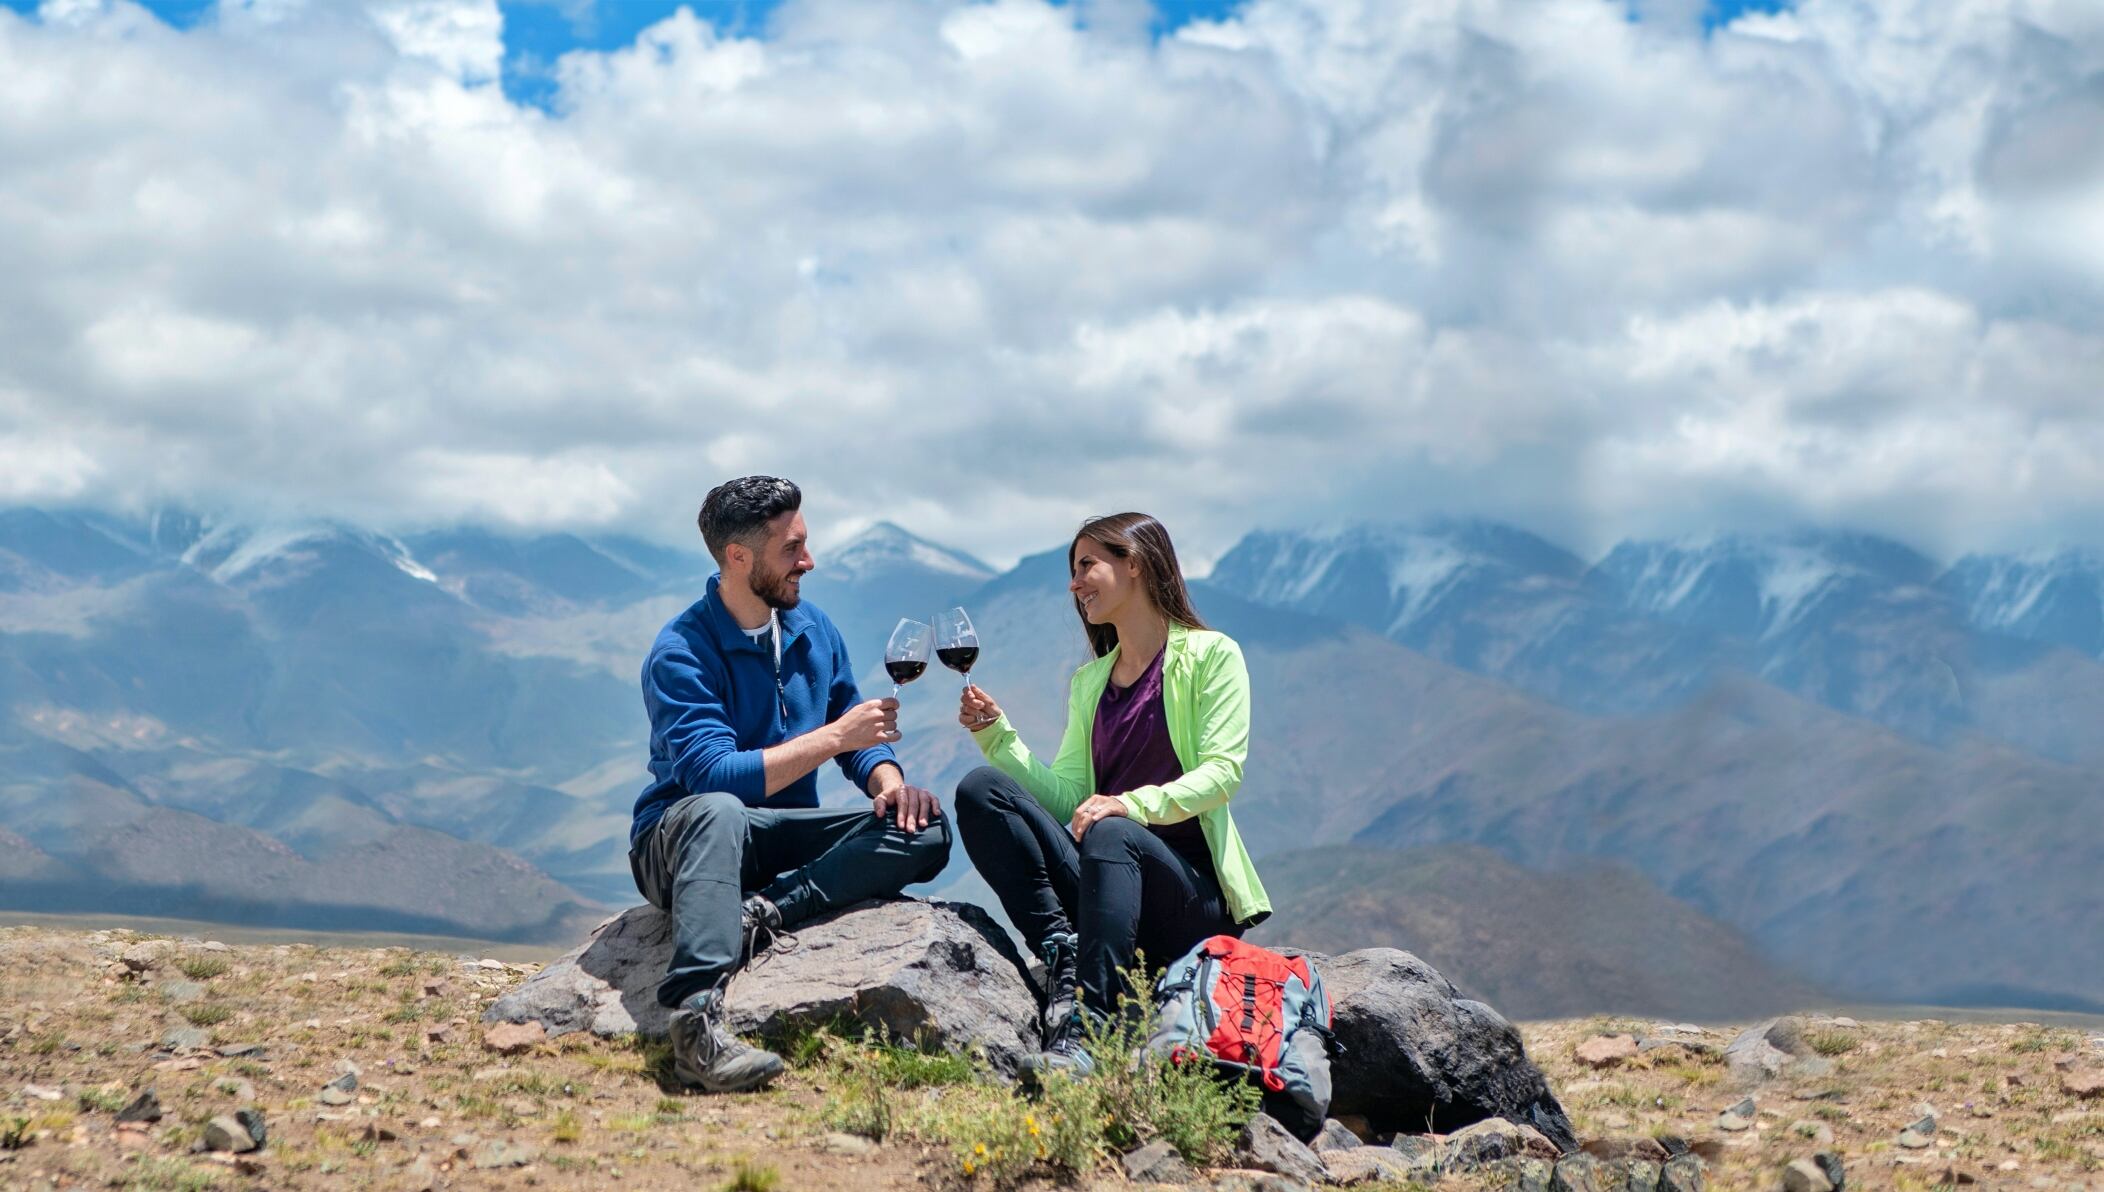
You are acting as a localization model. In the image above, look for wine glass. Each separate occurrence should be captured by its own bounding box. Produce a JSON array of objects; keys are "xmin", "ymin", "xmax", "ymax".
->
[
  {"xmin": 936, "ymin": 607, "xmax": 979, "ymax": 693},
  {"xmin": 885, "ymin": 618, "xmax": 932, "ymax": 698}
]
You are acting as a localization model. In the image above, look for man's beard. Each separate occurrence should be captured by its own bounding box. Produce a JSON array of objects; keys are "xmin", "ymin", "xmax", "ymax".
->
[{"xmin": 748, "ymin": 562, "xmax": 802, "ymax": 610}]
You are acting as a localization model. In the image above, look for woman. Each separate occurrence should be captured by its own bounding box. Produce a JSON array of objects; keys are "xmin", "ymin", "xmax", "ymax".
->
[{"xmin": 954, "ymin": 512, "xmax": 1270, "ymax": 1074}]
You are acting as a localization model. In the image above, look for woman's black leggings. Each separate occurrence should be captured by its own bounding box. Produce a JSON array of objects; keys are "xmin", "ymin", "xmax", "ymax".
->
[{"xmin": 954, "ymin": 765, "xmax": 1240, "ymax": 1019}]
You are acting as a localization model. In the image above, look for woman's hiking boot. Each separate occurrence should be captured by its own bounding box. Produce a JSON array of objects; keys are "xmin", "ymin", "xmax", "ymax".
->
[
  {"xmin": 1021, "ymin": 932, "xmax": 1093, "ymax": 1078},
  {"xmin": 1035, "ymin": 931, "xmax": 1080, "ymax": 1043},
  {"xmin": 1022, "ymin": 1006, "xmax": 1096, "ymax": 1078},
  {"xmin": 667, "ymin": 986, "xmax": 784, "ymax": 1093}
]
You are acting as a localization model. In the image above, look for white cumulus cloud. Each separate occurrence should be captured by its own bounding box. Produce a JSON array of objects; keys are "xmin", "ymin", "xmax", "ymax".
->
[{"xmin": 0, "ymin": 0, "xmax": 2099, "ymax": 563}]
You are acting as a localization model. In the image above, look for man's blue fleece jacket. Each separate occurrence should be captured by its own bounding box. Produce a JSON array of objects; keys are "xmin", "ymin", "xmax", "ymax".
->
[{"xmin": 630, "ymin": 574, "xmax": 897, "ymax": 845}]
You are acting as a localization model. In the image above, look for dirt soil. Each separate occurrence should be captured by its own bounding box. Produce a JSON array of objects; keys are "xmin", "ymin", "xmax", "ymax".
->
[{"xmin": 1, "ymin": 926, "xmax": 2100, "ymax": 1191}]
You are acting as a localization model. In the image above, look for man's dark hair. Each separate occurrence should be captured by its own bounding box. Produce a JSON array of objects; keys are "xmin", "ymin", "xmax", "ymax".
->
[{"xmin": 697, "ymin": 476, "xmax": 802, "ymax": 564}]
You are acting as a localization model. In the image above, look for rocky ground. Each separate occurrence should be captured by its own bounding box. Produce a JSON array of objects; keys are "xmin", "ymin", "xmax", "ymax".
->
[{"xmin": 0, "ymin": 925, "xmax": 2099, "ymax": 1191}]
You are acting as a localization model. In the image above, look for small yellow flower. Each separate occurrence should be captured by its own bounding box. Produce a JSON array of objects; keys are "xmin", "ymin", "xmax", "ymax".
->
[
  {"xmin": 973, "ymin": 1143, "xmax": 988, "ymax": 1156},
  {"xmin": 962, "ymin": 1160, "xmax": 976, "ymax": 1176}
]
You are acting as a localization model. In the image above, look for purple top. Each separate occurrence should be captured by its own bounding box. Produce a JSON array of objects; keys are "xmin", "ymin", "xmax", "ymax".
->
[{"xmin": 1093, "ymin": 646, "xmax": 1205, "ymax": 852}]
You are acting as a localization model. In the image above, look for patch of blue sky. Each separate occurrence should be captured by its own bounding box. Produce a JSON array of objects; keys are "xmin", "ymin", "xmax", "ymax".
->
[{"xmin": 0, "ymin": 0, "xmax": 1797, "ymax": 109}]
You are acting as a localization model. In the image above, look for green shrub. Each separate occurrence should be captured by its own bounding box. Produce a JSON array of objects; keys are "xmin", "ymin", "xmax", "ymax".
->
[
  {"xmin": 818, "ymin": 964, "xmax": 1260, "ymax": 1185},
  {"xmin": 1806, "ymin": 1030, "xmax": 1858, "ymax": 1056},
  {"xmin": 176, "ymin": 956, "xmax": 229, "ymax": 981},
  {"xmin": 179, "ymin": 1003, "xmax": 230, "ymax": 1027},
  {"xmin": 723, "ymin": 1159, "xmax": 779, "ymax": 1191}
]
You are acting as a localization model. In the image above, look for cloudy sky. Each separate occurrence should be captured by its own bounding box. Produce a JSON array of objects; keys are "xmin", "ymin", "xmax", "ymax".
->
[{"xmin": 2, "ymin": 0, "xmax": 2100, "ymax": 566}]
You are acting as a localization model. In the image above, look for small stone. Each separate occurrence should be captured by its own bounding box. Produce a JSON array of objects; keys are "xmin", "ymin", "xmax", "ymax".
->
[
  {"xmin": 1577, "ymin": 1035, "xmax": 1640, "ymax": 1068},
  {"xmin": 819, "ymin": 1131, "xmax": 874, "ymax": 1156},
  {"xmin": 1659, "ymin": 1153, "xmax": 1707, "ymax": 1192},
  {"xmin": 481, "ymin": 1021, "xmax": 545, "ymax": 1055},
  {"xmin": 424, "ymin": 1024, "xmax": 454, "ymax": 1045},
  {"xmin": 1904, "ymin": 1112, "xmax": 1936, "ymax": 1136},
  {"xmin": 1320, "ymin": 1147, "xmax": 1413, "ymax": 1184},
  {"xmin": 1582, "ymin": 1136, "xmax": 1671, "ymax": 1163},
  {"xmin": 332, "ymin": 1059, "xmax": 362, "ymax": 1081},
  {"xmin": 1639, "ymin": 1024, "xmax": 1720, "ymax": 1055},
  {"xmin": 215, "ymin": 1043, "xmax": 266, "ymax": 1059},
  {"xmin": 120, "ymin": 943, "xmax": 164, "ymax": 972},
  {"xmin": 1445, "ymin": 1116, "xmax": 1561, "ymax": 1167},
  {"xmin": 235, "ymin": 1108, "xmax": 267, "ymax": 1149},
  {"xmin": 1502, "ymin": 1156, "xmax": 1555, "ymax": 1192},
  {"xmin": 471, "ymin": 1139, "xmax": 536, "ymax": 1169},
  {"xmin": 1716, "ymin": 1112, "xmax": 1753, "ymax": 1132},
  {"xmin": 317, "ymin": 1087, "xmax": 354, "ymax": 1106},
  {"xmin": 2061, "ymin": 1068, "xmax": 2104, "ymax": 1100},
  {"xmin": 418, "ymin": 1116, "xmax": 442, "ymax": 1129},
  {"xmin": 1312, "ymin": 1119, "xmax": 1362, "ymax": 1152},
  {"xmin": 158, "ymin": 981, "xmax": 205, "ymax": 1004},
  {"xmin": 1897, "ymin": 1129, "xmax": 1932, "ymax": 1149},
  {"xmin": 1814, "ymin": 1150, "xmax": 1845, "ymax": 1190},
  {"xmin": 325, "ymin": 1071, "xmax": 358, "ymax": 1094},
  {"xmin": 115, "ymin": 1090, "xmax": 162, "ymax": 1123},
  {"xmin": 162, "ymin": 1027, "xmax": 210, "ymax": 1051},
  {"xmin": 1783, "ymin": 1158, "xmax": 1834, "ymax": 1192},
  {"xmin": 1235, "ymin": 1114, "xmax": 1328, "ymax": 1186},
  {"xmin": 200, "ymin": 941, "xmax": 230, "ymax": 952},
  {"xmin": 1122, "ymin": 1139, "xmax": 1196, "ymax": 1184},
  {"xmin": 421, "ymin": 979, "xmax": 448, "ymax": 998},
  {"xmin": 360, "ymin": 1122, "xmax": 399, "ymax": 1144},
  {"xmin": 202, "ymin": 1114, "xmax": 258, "ymax": 1153},
  {"xmin": 1935, "ymin": 1166, "xmax": 1979, "ymax": 1186},
  {"xmin": 1390, "ymin": 1134, "xmax": 1436, "ymax": 1162},
  {"xmin": 1550, "ymin": 1153, "xmax": 1609, "ymax": 1192},
  {"xmin": 21, "ymin": 1083, "xmax": 63, "ymax": 1101}
]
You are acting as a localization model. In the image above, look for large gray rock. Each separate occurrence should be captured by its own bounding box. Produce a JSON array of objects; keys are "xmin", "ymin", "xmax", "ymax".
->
[
  {"xmin": 1725, "ymin": 1017, "xmax": 1834, "ymax": 1084},
  {"xmin": 1299, "ymin": 948, "xmax": 1577, "ymax": 1152},
  {"xmin": 484, "ymin": 898, "xmax": 1040, "ymax": 1073}
]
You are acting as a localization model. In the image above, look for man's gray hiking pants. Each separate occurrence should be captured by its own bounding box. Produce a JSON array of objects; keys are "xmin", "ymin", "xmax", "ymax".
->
[{"xmin": 629, "ymin": 791, "xmax": 952, "ymax": 1008}]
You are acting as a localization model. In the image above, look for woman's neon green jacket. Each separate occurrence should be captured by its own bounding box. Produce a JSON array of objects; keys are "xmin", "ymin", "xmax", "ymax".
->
[{"xmin": 969, "ymin": 622, "xmax": 1271, "ymax": 926}]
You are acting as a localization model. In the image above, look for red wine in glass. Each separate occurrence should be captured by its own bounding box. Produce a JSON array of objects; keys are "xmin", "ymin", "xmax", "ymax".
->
[
  {"xmin": 885, "ymin": 618, "xmax": 932, "ymax": 698},
  {"xmin": 936, "ymin": 607, "xmax": 979, "ymax": 692}
]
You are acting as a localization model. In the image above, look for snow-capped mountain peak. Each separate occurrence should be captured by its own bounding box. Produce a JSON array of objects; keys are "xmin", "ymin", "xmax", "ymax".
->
[{"xmin": 827, "ymin": 521, "xmax": 996, "ymax": 585}]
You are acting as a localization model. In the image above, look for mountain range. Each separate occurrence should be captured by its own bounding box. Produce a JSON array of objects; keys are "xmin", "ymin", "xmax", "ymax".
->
[{"xmin": 2, "ymin": 506, "xmax": 2099, "ymax": 1012}]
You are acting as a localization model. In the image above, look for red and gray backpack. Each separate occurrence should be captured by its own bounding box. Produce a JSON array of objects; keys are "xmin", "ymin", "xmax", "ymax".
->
[{"xmin": 1146, "ymin": 935, "xmax": 1337, "ymax": 1139}]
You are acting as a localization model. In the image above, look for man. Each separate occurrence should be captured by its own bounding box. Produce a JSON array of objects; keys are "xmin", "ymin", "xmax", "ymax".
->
[{"xmin": 629, "ymin": 475, "xmax": 950, "ymax": 1092}]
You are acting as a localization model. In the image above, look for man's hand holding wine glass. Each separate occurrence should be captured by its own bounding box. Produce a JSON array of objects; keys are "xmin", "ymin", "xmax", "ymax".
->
[{"xmin": 832, "ymin": 695, "xmax": 901, "ymax": 751}]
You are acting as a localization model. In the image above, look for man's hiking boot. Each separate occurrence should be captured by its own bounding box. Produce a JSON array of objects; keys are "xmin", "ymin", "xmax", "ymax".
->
[
  {"xmin": 740, "ymin": 893, "xmax": 784, "ymax": 963},
  {"xmin": 668, "ymin": 987, "xmax": 783, "ymax": 1093}
]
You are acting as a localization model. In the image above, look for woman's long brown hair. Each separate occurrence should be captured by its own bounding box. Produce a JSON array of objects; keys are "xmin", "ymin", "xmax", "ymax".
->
[{"xmin": 1069, "ymin": 512, "xmax": 1210, "ymax": 658}]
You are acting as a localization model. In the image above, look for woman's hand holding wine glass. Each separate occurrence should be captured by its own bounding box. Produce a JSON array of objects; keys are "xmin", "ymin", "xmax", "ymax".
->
[{"xmin": 958, "ymin": 684, "xmax": 1002, "ymax": 731}]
